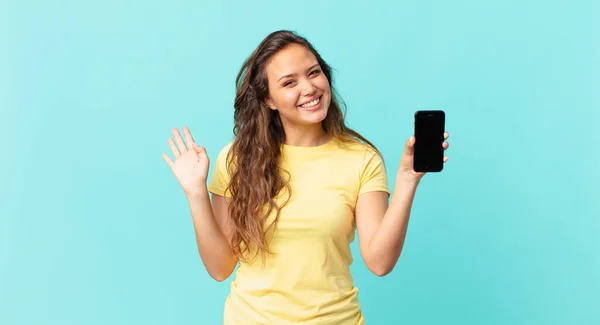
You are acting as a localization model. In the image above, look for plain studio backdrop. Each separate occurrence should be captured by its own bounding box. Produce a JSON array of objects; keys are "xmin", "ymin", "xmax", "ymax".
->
[{"xmin": 2, "ymin": 0, "xmax": 599, "ymax": 324}]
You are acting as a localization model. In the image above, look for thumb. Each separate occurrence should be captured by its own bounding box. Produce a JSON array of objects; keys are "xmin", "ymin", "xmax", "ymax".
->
[
  {"xmin": 404, "ymin": 136, "xmax": 415, "ymax": 155},
  {"xmin": 192, "ymin": 143, "xmax": 206, "ymax": 153}
]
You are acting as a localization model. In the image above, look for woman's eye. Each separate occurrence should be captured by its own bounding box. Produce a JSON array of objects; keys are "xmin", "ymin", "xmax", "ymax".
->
[
  {"xmin": 284, "ymin": 81, "xmax": 293, "ymax": 87},
  {"xmin": 310, "ymin": 70, "xmax": 321, "ymax": 76}
]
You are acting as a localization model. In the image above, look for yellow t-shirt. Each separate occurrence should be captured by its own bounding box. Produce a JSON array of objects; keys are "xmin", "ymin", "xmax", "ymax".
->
[{"xmin": 207, "ymin": 136, "xmax": 390, "ymax": 325}]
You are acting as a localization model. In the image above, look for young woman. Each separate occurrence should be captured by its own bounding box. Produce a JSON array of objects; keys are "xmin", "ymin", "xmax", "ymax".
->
[{"xmin": 162, "ymin": 30, "xmax": 450, "ymax": 324}]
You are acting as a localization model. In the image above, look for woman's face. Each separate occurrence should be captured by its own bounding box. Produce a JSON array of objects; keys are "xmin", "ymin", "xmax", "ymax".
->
[{"xmin": 264, "ymin": 43, "xmax": 331, "ymax": 129}]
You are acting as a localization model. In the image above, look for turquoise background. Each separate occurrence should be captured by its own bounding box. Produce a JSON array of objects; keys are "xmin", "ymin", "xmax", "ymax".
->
[{"xmin": 2, "ymin": 0, "xmax": 599, "ymax": 324}]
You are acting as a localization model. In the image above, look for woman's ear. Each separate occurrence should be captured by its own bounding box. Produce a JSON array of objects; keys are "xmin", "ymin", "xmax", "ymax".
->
[{"xmin": 265, "ymin": 97, "xmax": 276, "ymax": 111}]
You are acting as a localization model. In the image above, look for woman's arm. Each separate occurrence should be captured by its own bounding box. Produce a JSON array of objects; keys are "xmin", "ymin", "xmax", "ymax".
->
[
  {"xmin": 356, "ymin": 134, "xmax": 449, "ymax": 276},
  {"xmin": 163, "ymin": 127, "xmax": 238, "ymax": 282},
  {"xmin": 187, "ymin": 188, "xmax": 238, "ymax": 282},
  {"xmin": 355, "ymin": 176, "xmax": 418, "ymax": 277}
]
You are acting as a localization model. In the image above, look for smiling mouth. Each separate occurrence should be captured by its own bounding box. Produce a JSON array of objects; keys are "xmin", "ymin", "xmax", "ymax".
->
[{"xmin": 298, "ymin": 96, "xmax": 322, "ymax": 109}]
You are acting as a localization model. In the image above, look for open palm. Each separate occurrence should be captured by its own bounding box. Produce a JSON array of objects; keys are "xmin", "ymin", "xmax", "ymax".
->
[{"xmin": 162, "ymin": 126, "xmax": 209, "ymax": 195}]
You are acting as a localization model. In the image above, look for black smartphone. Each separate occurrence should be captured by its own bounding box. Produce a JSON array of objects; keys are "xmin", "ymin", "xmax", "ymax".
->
[{"xmin": 414, "ymin": 110, "xmax": 445, "ymax": 172}]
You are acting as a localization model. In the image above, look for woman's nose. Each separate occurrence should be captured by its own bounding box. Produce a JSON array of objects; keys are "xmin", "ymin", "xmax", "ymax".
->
[{"xmin": 300, "ymin": 79, "xmax": 317, "ymax": 96}]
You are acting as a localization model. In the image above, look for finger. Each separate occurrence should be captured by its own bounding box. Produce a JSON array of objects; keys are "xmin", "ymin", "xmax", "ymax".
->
[
  {"xmin": 443, "ymin": 141, "xmax": 449, "ymax": 150},
  {"xmin": 193, "ymin": 143, "xmax": 206, "ymax": 154},
  {"xmin": 162, "ymin": 153, "xmax": 174, "ymax": 167},
  {"xmin": 172, "ymin": 128, "xmax": 187, "ymax": 153},
  {"xmin": 444, "ymin": 156, "xmax": 449, "ymax": 163},
  {"xmin": 405, "ymin": 136, "xmax": 415, "ymax": 155},
  {"xmin": 168, "ymin": 138, "xmax": 180, "ymax": 158},
  {"xmin": 182, "ymin": 126, "xmax": 195, "ymax": 148},
  {"xmin": 444, "ymin": 132, "xmax": 449, "ymax": 140}
]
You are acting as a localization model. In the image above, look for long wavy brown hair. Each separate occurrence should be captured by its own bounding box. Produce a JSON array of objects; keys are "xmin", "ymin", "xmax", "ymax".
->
[{"xmin": 224, "ymin": 30, "xmax": 382, "ymax": 264}]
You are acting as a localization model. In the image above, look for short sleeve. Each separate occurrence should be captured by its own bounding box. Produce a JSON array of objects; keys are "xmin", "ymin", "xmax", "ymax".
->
[
  {"xmin": 207, "ymin": 143, "xmax": 233, "ymax": 198},
  {"xmin": 358, "ymin": 150, "xmax": 390, "ymax": 196}
]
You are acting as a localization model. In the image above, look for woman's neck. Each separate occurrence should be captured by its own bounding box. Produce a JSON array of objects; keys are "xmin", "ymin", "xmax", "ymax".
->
[{"xmin": 283, "ymin": 126, "xmax": 331, "ymax": 147}]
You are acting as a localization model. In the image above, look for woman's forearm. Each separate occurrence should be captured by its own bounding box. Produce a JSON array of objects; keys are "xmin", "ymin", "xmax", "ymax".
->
[
  {"xmin": 366, "ymin": 177, "xmax": 419, "ymax": 276},
  {"xmin": 186, "ymin": 187, "xmax": 237, "ymax": 282}
]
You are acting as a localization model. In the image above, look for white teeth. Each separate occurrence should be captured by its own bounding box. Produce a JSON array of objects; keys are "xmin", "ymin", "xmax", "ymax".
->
[{"xmin": 300, "ymin": 97, "xmax": 320, "ymax": 108}]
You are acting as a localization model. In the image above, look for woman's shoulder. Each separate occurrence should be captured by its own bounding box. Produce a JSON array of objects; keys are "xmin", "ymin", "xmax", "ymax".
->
[
  {"xmin": 211, "ymin": 141, "xmax": 235, "ymax": 171},
  {"xmin": 334, "ymin": 136, "xmax": 380, "ymax": 157},
  {"xmin": 214, "ymin": 140, "xmax": 234, "ymax": 157}
]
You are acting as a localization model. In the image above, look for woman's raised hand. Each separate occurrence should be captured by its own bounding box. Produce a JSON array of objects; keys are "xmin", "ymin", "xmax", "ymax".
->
[{"xmin": 162, "ymin": 126, "xmax": 210, "ymax": 196}]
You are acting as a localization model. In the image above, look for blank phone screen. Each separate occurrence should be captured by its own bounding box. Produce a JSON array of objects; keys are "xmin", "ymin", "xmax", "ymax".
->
[{"xmin": 414, "ymin": 111, "xmax": 445, "ymax": 172}]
